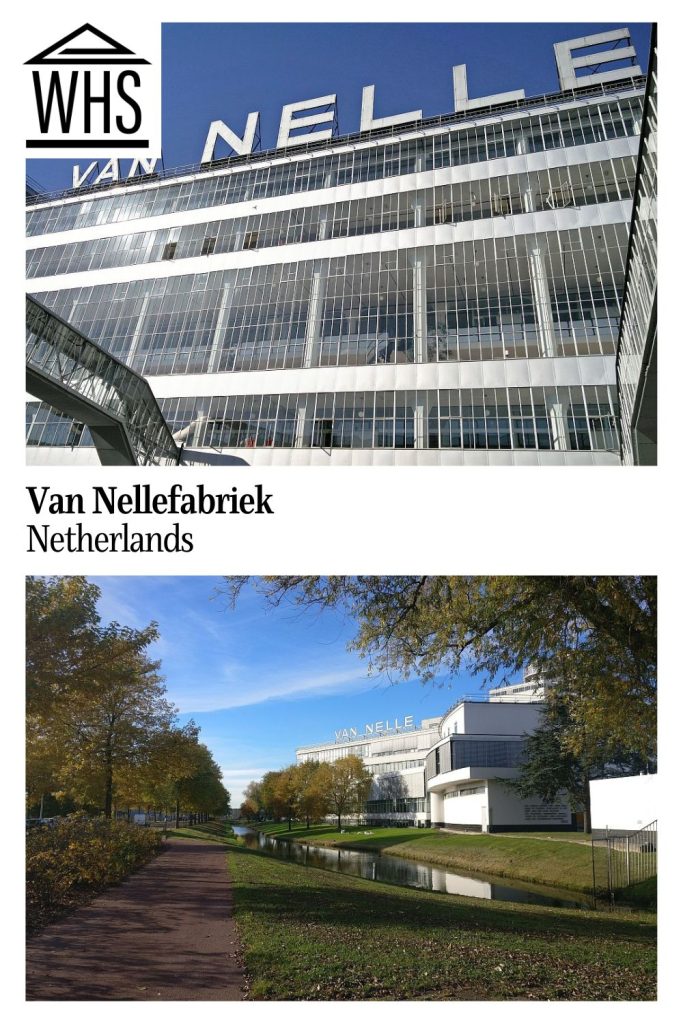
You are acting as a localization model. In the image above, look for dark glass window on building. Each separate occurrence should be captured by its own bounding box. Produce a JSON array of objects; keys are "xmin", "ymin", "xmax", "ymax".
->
[
  {"xmin": 313, "ymin": 418, "xmax": 333, "ymax": 447},
  {"xmin": 451, "ymin": 738, "xmax": 524, "ymax": 769}
]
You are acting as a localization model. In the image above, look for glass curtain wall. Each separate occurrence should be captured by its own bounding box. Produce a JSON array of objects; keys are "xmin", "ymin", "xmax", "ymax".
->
[
  {"xmin": 33, "ymin": 224, "xmax": 628, "ymax": 375},
  {"xmin": 27, "ymin": 93, "xmax": 643, "ymax": 237},
  {"xmin": 27, "ymin": 157, "xmax": 636, "ymax": 280},
  {"xmin": 27, "ymin": 384, "xmax": 618, "ymax": 453}
]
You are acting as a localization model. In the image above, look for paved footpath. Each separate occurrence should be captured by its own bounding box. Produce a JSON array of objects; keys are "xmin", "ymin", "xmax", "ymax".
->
[{"xmin": 26, "ymin": 839, "xmax": 246, "ymax": 1001}]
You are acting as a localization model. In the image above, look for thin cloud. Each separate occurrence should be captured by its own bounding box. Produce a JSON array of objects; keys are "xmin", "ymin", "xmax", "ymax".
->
[
  {"xmin": 220, "ymin": 765, "xmax": 282, "ymax": 804},
  {"xmin": 171, "ymin": 663, "xmax": 372, "ymax": 713}
]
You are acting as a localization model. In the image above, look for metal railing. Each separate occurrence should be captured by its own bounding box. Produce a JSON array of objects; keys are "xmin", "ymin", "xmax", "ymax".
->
[
  {"xmin": 26, "ymin": 297, "xmax": 180, "ymax": 466},
  {"xmin": 592, "ymin": 819, "xmax": 657, "ymax": 903},
  {"xmin": 25, "ymin": 76, "xmax": 646, "ymax": 206},
  {"xmin": 437, "ymin": 690, "xmax": 546, "ymax": 724}
]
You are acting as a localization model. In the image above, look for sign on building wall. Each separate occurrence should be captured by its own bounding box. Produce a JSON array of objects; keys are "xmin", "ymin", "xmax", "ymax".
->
[
  {"xmin": 523, "ymin": 803, "xmax": 570, "ymax": 822},
  {"xmin": 335, "ymin": 715, "xmax": 415, "ymax": 743}
]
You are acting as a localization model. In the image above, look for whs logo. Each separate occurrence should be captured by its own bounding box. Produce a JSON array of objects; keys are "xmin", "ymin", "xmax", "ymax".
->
[{"xmin": 25, "ymin": 23, "xmax": 159, "ymax": 157}]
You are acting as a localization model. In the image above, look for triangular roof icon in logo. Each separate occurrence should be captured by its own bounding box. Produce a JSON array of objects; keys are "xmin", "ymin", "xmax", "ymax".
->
[{"xmin": 25, "ymin": 23, "xmax": 150, "ymax": 64}]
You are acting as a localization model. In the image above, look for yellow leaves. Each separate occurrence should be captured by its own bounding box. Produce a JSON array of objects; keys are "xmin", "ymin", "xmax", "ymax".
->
[{"xmin": 26, "ymin": 815, "xmax": 162, "ymax": 932}]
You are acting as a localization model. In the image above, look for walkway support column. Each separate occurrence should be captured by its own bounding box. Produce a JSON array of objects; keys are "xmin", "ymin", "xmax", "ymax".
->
[
  {"xmin": 303, "ymin": 264, "xmax": 324, "ymax": 368},
  {"xmin": 125, "ymin": 294, "xmax": 150, "ymax": 369},
  {"xmin": 413, "ymin": 390, "xmax": 430, "ymax": 450},
  {"xmin": 529, "ymin": 243, "xmax": 557, "ymax": 357},
  {"xmin": 412, "ymin": 248, "xmax": 428, "ymax": 364},
  {"xmin": 550, "ymin": 397, "xmax": 570, "ymax": 452},
  {"xmin": 295, "ymin": 399, "xmax": 309, "ymax": 449},
  {"xmin": 208, "ymin": 283, "xmax": 233, "ymax": 374}
]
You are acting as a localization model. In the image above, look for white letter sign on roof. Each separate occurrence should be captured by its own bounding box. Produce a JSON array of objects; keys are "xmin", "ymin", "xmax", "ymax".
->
[
  {"xmin": 201, "ymin": 111, "xmax": 260, "ymax": 162},
  {"xmin": 554, "ymin": 28, "xmax": 641, "ymax": 91},
  {"xmin": 71, "ymin": 29, "xmax": 644, "ymax": 187},
  {"xmin": 360, "ymin": 85, "xmax": 422, "ymax": 131},
  {"xmin": 277, "ymin": 94, "xmax": 336, "ymax": 148},
  {"xmin": 452, "ymin": 64, "xmax": 525, "ymax": 113}
]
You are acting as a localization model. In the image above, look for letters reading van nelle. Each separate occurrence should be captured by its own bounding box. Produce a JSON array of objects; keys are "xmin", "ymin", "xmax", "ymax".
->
[{"xmin": 25, "ymin": 484, "xmax": 274, "ymax": 553}]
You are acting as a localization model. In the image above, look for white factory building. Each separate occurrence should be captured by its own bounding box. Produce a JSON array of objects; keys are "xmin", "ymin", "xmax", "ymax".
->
[
  {"xmin": 296, "ymin": 669, "xmax": 574, "ymax": 830},
  {"xmin": 26, "ymin": 27, "xmax": 648, "ymax": 465}
]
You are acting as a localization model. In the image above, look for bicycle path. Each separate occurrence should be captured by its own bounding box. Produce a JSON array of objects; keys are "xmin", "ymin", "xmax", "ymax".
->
[{"xmin": 26, "ymin": 838, "xmax": 246, "ymax": 1001}]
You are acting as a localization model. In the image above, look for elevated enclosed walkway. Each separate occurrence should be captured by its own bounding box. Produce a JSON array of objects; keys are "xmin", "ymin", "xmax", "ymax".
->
[{"xmin": 26, "ymin": 297, "xmax": 180, "ymax": 466}]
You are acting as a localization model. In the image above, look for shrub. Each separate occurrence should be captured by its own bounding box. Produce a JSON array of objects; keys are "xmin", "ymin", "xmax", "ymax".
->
[{"xmin": 26, "ymin": 813, "xmax": 163, "ymax": 934}]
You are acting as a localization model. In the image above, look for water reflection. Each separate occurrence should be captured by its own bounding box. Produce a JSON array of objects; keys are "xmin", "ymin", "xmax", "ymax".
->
[{"xmin": 233, "ymin": 826, "xmax": 588, "ymax": 909}]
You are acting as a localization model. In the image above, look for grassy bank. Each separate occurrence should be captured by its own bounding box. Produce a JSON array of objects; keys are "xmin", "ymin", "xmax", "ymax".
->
[
  {"xmin": 166, "ymin": 820, "xmax": 233, "ymax": 843},
  {"xmin": 252, "ymin": 823, "xmax": 604, "ymax": 894},
  {"xmin": 619, "ymin": 876, "xmax": 657, "ymax": 909},
  {"xmin": 226, "ymin": 839, "xmax": 656, "ymax": 1000}
]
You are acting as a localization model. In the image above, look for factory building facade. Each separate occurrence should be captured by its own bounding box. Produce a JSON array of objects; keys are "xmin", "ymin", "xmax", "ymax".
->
[
  {"xmin": 26, "ymin": 28, "xmax": 648, "ymax": 465},
  {"xmin": 296, "ymin": 670, "xmax": 574, "ymax": 830}
]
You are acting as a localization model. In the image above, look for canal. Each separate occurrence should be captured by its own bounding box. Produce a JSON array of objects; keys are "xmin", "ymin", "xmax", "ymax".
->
[{"xmin": 233, "ymin": 827, "xmax": 590, "ymax": 909}]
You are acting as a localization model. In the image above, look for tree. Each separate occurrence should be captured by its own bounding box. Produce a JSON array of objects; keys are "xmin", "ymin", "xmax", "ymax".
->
[
  {"xmin": 242, "ymin": 780, "xmax": 264, "ymax": 819},
  {"xmin": 376, "ymin": 773, "xmax": 408, "ymax": 804},
  {"xmin": 259, "ymin": 771, "xmax": 287, "ymax": 820},
  {"xmin": 226, "ymin": 576, "xmax": 656, "ymax": 758},
  {"xmin": 247, "ymin": 758, "xmax": 370, "ymax": 831},
  {"xmin": 326, "ymin": 756, "xmax": 373, "ymax": 830},
  {"xmin": 508, "ymin": 699, "xmax": 653, "ymax": 833},
  {"xmin": 146, "ymin": 723, "xmax": 203, "ymax": 827},
  {"xmin": 26, "ymin": 576, "xmax": 101, "ymax": 716},
  {"xmin": 273, "ymin": 765, "xmax": 301, "ymax": 831},
  {"xmin": 26, "ymin": 727, "xmax": 64, "ymax": 814},
  {"xmin": 26, "ymin": 578, "xmax": 229, "ymax": 826},
  {"xmin": 240, "ymin": 797, "xmax": 259, "ymax": 821},
  {"xmin": 26, "ymin": 576, "xmax": 170, "ymax": 817},
  {"xmin": 178, "ymin": 743, "xmax": 230, "ymax": 820},
  {"xmin": 129, "ymin": 724, "xmax": 229, "ymax": 824},
  {"xmin": 295, "ymin": 760, "xmax": 331, "ymax": 827},
  {"xmin": 53, "ymin": 624, "xmax": 175, "ymax": 817},
  {"xmin": 253, "ymin": 766, "xmax": 302, "ymax": 829}
]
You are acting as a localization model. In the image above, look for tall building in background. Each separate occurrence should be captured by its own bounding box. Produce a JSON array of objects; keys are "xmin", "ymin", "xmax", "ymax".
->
[
  {"xmin": 296, "ymin": 669, "xmax": 573, "ymax": 831},
  {"xmin": 26, "ymin": 27, "xmax": 651, "ymax": 465},
  {"xmin": 297, "ymin": 715, "xmax": 441, "ymax": 827}
]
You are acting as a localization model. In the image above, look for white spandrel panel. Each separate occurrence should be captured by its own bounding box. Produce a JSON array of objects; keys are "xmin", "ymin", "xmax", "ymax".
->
[{"xmin": 147, "ymin": 355, "xmax": 615, "ymax": 400}]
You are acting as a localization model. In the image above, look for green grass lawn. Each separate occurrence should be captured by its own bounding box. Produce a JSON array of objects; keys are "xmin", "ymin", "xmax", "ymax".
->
[
  {"xmin": 252, "ymin": 823, "xmax": 606, "ymax": 894},
  {"xmin": 165, "ymin": 820, "xmax": 233, "ymax": 843},
  {"xmin": 226, "ymin": 839, "xmax": 656, "ymax": 1001},
  {"xmin": 619, "ymin": 876, "xmax": 657, "ymax": 909}
]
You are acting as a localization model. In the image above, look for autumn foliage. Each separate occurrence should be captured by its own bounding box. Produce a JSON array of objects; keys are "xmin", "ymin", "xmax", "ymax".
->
[{"xmin": 26, "ymin": 813, "xmax": 163, "ymax": 935}]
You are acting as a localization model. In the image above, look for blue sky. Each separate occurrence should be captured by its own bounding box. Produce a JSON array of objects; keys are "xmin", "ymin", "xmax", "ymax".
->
[
  {"xmin": 27, "ymin": 21, "xmax": 651, "ymax": 192},
  {"xmin": 91, "ymin": 576, "xmax": 507, "ymax": 805}
]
